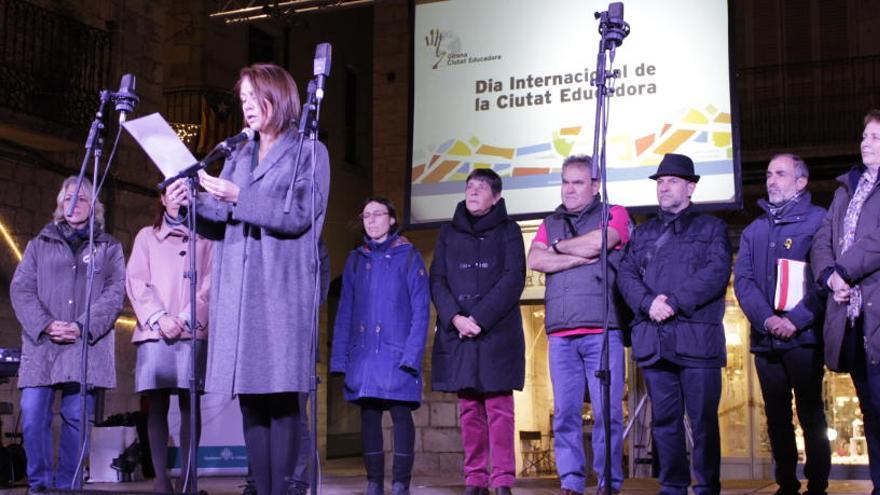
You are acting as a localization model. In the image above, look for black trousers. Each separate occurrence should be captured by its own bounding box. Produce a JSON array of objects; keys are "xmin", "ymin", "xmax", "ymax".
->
[
  {"xmin": 240, "ymin": 393, "xmax": 301, "ymax": 495},
  {"xmin": 642, "ymin": 361, "xmax": 721, "ymax": 495},
  {"xmin": 842, "ymin": 320, "xmax": 880, "ymax": 495},
  {"xmin": 754, "ymin": 346, "xmax": 830, "ymax": 494}
]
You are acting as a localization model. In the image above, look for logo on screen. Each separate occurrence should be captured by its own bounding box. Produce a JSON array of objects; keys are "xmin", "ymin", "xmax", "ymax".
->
[
  {"xmin": 425, "ymin": 29, "xmax": 467, "ymax": 69},
  {"xmin": 423, "ymin": 29, "xmax": 501, "ymax": 69}
]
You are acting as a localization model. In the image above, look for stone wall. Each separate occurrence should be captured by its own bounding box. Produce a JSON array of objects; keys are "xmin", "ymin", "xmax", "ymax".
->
[{"xmin": 0, "ymin": 0, "xmax": 167, "ymax": 427}]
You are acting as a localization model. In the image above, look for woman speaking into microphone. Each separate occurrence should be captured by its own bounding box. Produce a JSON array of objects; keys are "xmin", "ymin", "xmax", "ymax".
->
[{"xmin": 168, "ymin": 63, "xmax": 330, "ymax": 495}]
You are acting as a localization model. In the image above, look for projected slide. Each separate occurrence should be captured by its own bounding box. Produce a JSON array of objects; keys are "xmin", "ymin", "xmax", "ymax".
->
[{"xmin": 409, "ymin": 0, "xmax": 737, "ymax": 225}]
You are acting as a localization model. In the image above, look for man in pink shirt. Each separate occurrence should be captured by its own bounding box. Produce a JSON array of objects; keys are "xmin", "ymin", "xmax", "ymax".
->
[{"xmin": 528, "ymin": 155, "xmax": 631, "ymax": 495}]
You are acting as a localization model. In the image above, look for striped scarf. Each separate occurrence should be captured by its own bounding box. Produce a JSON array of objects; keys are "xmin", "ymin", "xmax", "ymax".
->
[{"xmin": 841, "ymin": 170, "xmax": 878, "ymax": 322}]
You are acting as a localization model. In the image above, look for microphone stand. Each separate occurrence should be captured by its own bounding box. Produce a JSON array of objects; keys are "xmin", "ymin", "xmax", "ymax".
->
[
  {"xmin": 157, "ymin": 144, "xmax": 232, "ymax": 190},
  {"xmin": 70, "ymin": 90, "xmax": 111, "ymax": 490},
  {"xmin": 590, "ymin": 8, "xmax": 628, "ymax": 495},
  {"xmin": 165, "ymin": 142, "xmax": 238, "ymax": 494},
  {"xmin": 283, "ymin": 79, "xmax": 323, "ymax": 495},
  {"xmin": 183, "ymin": 175, "xmax": 202, "ymax": 495}
]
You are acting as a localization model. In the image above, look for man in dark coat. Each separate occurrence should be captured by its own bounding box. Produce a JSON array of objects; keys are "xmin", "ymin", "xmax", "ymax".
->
[
  {"xmin": 733, "ymin": 154, "xmax": 830, "ymax": 495},
  {"xmin": 431, "ymin": 168, "xmax": 526, "ymax": 495},
  {"xmin": 528, "ymin": 155, "xmax": 631, "ymax": 495},
  {"xmin": 812, "ymin": 109, "xmax": 880, "ymax": 494},
  {"xmin": 617, "ymin": 153, "xmax": 732, "ymax": 495}
]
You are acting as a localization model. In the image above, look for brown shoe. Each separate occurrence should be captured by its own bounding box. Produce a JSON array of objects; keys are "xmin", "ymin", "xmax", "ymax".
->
[{"xmin": 558, "ymin": 489, "xmax": 580, "ymax": 495}]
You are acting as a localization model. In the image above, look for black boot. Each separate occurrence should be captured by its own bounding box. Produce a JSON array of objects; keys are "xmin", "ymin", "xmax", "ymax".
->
[
  {"xmin": 364, "ymin": 451, "xmax": 385, "ymax": 495},
  {"xmin": 494, "ymin": 488, "xmax": 513, "ymax": 495},
  {"xmin": 391, "ymin": 453, "xmax": 414, "ymax": 495}
]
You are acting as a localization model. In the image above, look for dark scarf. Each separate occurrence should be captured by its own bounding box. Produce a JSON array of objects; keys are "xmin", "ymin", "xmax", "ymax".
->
[
  {"xmin": 658, "ymin": 205, "xmax": 688, "ymax": 228},
  {"xmin": 56, "ymin": 222, "xmax": 91, "ymax": 253},
  {"xmin": 766, "ymin": 191, "xmax": 803, "ymax": 222}
]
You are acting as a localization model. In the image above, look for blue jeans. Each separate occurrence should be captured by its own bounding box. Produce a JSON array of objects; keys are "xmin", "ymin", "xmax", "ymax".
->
[
  {"xmin": 642, "ymin": 362, "xmax": 721, "ymax": 495},
  {"xmin": 21, "ymin": 383, "xmax": 95, "ymax": 490},
  {"xmin": 549, "ymin": 331, "xmax": 624, "ymax": 492}
]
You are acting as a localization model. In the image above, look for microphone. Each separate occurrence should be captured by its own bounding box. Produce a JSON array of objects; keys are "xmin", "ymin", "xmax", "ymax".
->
[
  {"xmin": 219, "ymin": 127, "xmax": 255, "ymax": 151},
  {"xmin": 313, "ymin": 43, "xmax": 332, "ymax": 102},
  {"xmin": 112, "ymin": 73, "xmax": 139, "ymax": 123},
  {"xmin": 156, "ymin": 128, "xmax": 254, "ymax": 190},
  {"xmin": 596, "ymin": 2, "xmax": 630, "ymax": 60}
]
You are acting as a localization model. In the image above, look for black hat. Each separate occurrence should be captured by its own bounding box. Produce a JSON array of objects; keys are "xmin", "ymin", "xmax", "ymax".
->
[{"xmin": 649, "ymin": 153, "xmax": 700, "ymax": 182}]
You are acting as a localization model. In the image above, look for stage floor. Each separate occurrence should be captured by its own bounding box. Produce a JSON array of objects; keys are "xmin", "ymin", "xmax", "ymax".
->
[{"xmin": 2, "ymin": 457, "xmax": 873, "ymax": 494}]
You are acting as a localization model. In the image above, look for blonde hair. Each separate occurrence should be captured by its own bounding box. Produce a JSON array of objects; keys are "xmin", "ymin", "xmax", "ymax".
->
[{"xmin": 53, "ymin": 176, "xmax": 105, "ymax": 229}]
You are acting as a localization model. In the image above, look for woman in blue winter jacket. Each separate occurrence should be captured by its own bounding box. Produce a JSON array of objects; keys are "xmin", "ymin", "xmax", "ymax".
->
[{"xmin": 330, "ymin": 197, "xmax": 430, "ymax": 495}]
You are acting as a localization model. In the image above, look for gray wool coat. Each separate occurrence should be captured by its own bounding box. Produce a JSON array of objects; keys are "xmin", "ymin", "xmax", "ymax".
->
[
  {"xmin": 197, "ymin": 130, "xmax": 330, "ymax": 395},
  {"xmin": 10, "ymin": 223, "xmax": 125, "ymax": 389}
]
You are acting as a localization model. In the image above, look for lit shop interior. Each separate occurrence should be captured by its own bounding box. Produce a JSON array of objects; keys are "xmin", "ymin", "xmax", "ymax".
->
[{"xmin": 511, "ymin": 225, "xmax": 867, "ymax": 480}]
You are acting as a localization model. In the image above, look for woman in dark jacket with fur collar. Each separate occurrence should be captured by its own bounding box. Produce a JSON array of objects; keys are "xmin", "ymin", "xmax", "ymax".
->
[{"xmin": 430, "ymin": 169, "xmax": 526, "ymax": 495}]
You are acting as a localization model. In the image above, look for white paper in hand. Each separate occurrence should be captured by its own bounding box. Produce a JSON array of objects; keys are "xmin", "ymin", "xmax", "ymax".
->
[
  {"xmin": 122, "ymin": 113, "xmax": 197, "ymax": 179},
  {"xmin": 774, "ymin": 258, "xmax": 807, "ymax": 312}
]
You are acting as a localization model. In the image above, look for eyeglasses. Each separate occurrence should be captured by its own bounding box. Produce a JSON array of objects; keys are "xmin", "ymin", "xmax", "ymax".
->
[{"xmin": 360, "ymin": 211, "xmax": 390, "ymax": 220}]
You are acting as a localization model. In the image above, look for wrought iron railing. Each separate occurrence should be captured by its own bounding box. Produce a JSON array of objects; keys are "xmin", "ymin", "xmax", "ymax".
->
[
  {"xmin": 0, "ymin": 0, "xmax": 112, "ymax": 128},
  {"xmin": 737, "ymin": 55, "xmax": 880, "ymax": 150}
]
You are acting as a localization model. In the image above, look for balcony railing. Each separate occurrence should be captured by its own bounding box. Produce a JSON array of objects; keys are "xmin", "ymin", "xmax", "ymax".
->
[
  {"xmin": 737, "ymin": 55, "xmax": 880, "ymax": 151},
  {"xmin": 0, "ymin": 0, "xmax": 111, "ymax": 128}
]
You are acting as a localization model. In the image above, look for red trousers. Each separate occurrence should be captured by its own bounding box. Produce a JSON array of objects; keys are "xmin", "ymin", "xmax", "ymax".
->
[{"xmin": 458, "ymin": 391, "xmax": 516, "ymax": 488}]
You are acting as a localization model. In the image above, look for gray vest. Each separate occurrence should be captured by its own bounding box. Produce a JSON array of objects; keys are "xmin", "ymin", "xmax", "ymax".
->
[{"xmin": 543, "ymin": 200, "xmax": 624, "ymax": 333}]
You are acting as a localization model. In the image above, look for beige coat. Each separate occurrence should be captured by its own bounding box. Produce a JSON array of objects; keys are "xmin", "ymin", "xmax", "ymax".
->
[{"xmin": 126, "ymin": 220, "xmax": 213, "ymax": 343}]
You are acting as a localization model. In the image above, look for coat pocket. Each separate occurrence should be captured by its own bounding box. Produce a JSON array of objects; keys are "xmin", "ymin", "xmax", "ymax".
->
[
  {"xmin": 674, "ymin": 321, "xmax": 724, "ymax": 359},
  {"xmin": 630, "ymin": 322, "xmax": 658, "ymax": 361}
]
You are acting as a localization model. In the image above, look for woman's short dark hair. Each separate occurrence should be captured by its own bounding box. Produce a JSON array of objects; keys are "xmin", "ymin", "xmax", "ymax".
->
[
  {"xmin": 865, "ymin": 109, "xmax": 880, "ymax": 127},
  {"xmin": 357, "ymin": 196, "xmax": 400, "ymax": 236},
  {"xmin": 466, "ymin": 168, "xmax": 503, "ymax": 195}
]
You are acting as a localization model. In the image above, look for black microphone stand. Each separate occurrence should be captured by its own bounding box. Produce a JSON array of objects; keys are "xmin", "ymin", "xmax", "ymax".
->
[
  {"xmin": 306, "ymin": 82, "xmax": 324, "ymax": 495},
  {"xmin": 183, "ymin": 175, "xmax": 201, "ymax": 495},
  {"xmin": 282, "ymin": 78, "xmax": 323, "ymax": 495},
  {"xmin": 68, "ymin": 90, "xmax": 110, "ymax": 490},
  {"xmin": 590, "ymin": 6, "xmax": 629, "ymax": 495},
  {"xmin": 159, "ymin": 141, "xmax": 238, "ymax": 495}
]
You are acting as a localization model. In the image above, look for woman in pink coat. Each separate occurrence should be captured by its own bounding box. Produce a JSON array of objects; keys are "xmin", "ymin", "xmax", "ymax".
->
[{"xmin": 125, "ymin": 190, "xmax": 213, "ymax": 493}]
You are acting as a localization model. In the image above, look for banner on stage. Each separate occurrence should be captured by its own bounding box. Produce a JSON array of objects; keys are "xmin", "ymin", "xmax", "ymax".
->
[{"xmin": 408, "ymin": 0, "xmax": 739, "ymax": 226}]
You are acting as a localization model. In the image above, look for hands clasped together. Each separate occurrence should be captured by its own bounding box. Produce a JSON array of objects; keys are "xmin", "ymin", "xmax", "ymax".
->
[
  {"xmin": 45, "ymin": 321, "xmax": 81, "ymax": 344},
  {"xmin": 827, "ymin": 271, "xmax": 852, "ymax": 304},
  {"xmin": 453, "ymin": 314, "xmax": 483, "ymax": 339}
]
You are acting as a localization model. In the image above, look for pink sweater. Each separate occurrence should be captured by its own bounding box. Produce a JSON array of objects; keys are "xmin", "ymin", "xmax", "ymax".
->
[{"xmin": 125, "ymin": 220, "xmax": 213, "ymax": 343}]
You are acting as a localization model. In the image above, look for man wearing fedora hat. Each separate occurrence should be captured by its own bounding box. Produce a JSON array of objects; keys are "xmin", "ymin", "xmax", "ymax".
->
[{"xmin": 618, "ymin": 153, "xmax": 732, "ymax": 495}]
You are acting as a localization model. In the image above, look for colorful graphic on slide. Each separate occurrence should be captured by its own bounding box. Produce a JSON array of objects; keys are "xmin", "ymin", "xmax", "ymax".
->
[{"xmin": 412, "ymin": 105, "xmax": 732, "ymax": 192}]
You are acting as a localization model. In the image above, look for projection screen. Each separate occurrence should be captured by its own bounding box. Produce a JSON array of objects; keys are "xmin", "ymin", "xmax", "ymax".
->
[{"xmin": 407, "ymin": 0, "xmax": 739, "ymax": 226}]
